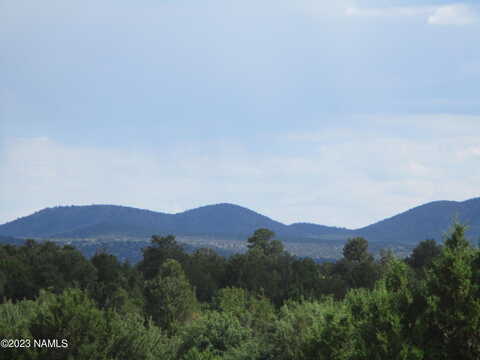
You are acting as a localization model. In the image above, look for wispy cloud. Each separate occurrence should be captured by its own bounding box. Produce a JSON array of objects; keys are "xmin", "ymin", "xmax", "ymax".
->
[
  {"xmin": 1, "ymin": 1, "xmax": 479, "ymax": 229},
  {"xmin": 2, "ymin": 115, "xmax": 479, "ymax": 228},
  {"xmin": 346, "ymin": 3, "xmax": 478, "ymax": 25},
  {"xmin": 427, "ymin": 4, "xmax": 478, "ymax": 25}
]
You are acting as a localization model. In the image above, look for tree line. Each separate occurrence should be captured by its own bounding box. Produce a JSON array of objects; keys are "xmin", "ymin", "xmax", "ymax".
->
[{"xmin": 0, "ymin": 224, "xmax": 478, "ymax": 359}]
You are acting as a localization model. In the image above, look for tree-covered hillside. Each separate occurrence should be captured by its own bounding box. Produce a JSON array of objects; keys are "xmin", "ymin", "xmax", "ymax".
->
[
  {"xmin": 1, "ymin": 198, "xmax": 479, "ymax": 247},
  {"xmin": 1, "ymin": 224, "xmax": 479, "ymax": 359},
  {"xmin": 356, "ymin": 198, "xmax": 480, "ymax": 243}
]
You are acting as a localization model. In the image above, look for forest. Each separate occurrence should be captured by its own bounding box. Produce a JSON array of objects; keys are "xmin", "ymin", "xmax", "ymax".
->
[{"xmin": 0, "ymin": 224, "xmax": 479, "ymax": 360}]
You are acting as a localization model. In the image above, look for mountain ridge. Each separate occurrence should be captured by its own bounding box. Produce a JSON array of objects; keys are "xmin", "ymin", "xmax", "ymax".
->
[{"xmin": 1, "ymin": 198, "xmax": 479, "ymax": 244}]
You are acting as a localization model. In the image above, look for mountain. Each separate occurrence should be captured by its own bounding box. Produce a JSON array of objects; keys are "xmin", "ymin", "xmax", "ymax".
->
[
  {"xmin": 0, "ymin": 205, "xmax": 173, "ymax": 238},
  {"xmin": 172, "ymin": 203, "xmax": 295, "ymax": 237},
  {"xmin": 356, "ymin": 198, "xmax": 480, "ymax": 243},
  {"xmin": 288, "ymin": 223, "xmax": 352, "ymax": 240},
  {"xmin": 0, "ymin": 198, "xmax": 479, "ymax": 245},
  {"xmin": 0, "ymin": 203, "xmax": 302, "ymax": 240},
  {"xmin": 287, "ymin": 198, "xmax": 480, "ymax": 244}
]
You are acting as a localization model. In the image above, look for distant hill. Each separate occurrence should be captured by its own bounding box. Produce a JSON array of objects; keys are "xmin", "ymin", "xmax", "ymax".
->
[
  {"xmin": 288, "ymin": 223, "xmax": 352, "ymax": 240},
  {"xmin": 0, "ymin": 198, "xmax": 479, "ymax": 245},
  {"xmin": 356, "ymin": 198, "xmax": 480, "ymax": 243},
  {"xmin": 0, "ymin": 235, "xmax": 26, "ymax": 246},
  {"xmin": 0, "ymin": 204, "xmax": 303, "ymax": 240},
  {"xmin": 289, "ymin": 198, "xmax": 480, "ymax": 244}
]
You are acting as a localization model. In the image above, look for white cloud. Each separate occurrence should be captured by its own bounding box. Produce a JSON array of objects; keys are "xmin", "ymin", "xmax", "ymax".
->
[
  {"xmin": 346, "ymin": 3, "xmax": 478, "ymax": 25},
  {"xmin": 428, "ymin": 4, "xmax": 478, "ymax": 25},
  {"xmin": 1, "ymin": 115, "xmax": 479, "ymax": 229}
]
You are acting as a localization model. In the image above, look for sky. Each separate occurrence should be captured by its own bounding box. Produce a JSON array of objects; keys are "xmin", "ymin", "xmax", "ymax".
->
[{"xmin": 1, "ymin": 0, "xmax": 479, "ymax": 228}]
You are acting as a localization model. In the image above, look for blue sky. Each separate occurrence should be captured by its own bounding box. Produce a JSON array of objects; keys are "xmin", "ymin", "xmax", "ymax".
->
[{"xmin": 1, "ymin": 0, "xmax": 479, "ymax": 228}]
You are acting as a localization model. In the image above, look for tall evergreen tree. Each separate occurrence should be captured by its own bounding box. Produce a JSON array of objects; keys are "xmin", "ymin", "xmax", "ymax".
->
[
  {"xmin": 144, "ymin": 259, "xmax": 197, "ymax": 332},
  {"xmin": 420, "ymin": 224, "xmax": 480, "ymax": 359}
]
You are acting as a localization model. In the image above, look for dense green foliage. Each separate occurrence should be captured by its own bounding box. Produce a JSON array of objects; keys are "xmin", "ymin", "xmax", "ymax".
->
[{"xmin": 1, "ymin": 224, "xmax": 479, "ymax": 359}]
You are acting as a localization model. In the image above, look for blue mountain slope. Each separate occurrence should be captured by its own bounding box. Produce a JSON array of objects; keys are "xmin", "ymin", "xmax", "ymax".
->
[
  {"xmin": 0, "ymin": 198, "xmax": 479, "ymax": 244},
  {"xmin": 356, "ymin": 198, "xmax": 480, "ymax": 243}
]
